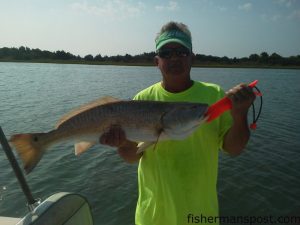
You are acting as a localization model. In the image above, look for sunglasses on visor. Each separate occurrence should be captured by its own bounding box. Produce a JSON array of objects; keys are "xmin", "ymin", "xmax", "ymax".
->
[{"xmin": 157, "ymin": 47, "xmax": 191, "ymax": 59}]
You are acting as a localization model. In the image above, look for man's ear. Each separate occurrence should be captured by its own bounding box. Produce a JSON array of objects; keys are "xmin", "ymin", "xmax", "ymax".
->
[{"xmin": 154, "ymin": 56, "xmax": 159, "ymax": 66}]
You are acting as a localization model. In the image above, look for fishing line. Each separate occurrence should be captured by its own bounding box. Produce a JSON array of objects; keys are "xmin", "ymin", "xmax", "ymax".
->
[{"xmin": 250, "ymin": 86, "xmax": 263, "ymax": 130}]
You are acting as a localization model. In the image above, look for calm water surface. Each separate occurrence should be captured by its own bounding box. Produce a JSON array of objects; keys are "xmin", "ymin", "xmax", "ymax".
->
[{"xmin": 0, "ymin": 62, "xmax": 299, "ymax": 224}]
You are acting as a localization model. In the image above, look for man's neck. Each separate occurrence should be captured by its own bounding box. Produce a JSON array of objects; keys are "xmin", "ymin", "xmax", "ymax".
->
[{"xmin": 161, "ymin": 78, "xmax": 193, "ymax": 93}]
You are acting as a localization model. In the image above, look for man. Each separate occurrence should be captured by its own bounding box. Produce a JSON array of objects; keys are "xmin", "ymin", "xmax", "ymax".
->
[{"xmin": 100, "ymin": 21, "xmax": 255, "ymax": 225}]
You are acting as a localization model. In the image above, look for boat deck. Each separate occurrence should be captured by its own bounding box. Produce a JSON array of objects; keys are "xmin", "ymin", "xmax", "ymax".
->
[{"xmin": 0, "ymin": 216, "xmax": 21, "ymax": 225}]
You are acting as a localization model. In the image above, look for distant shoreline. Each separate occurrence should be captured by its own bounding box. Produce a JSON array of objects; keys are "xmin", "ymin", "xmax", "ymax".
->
[
  {"xmin": 1, "ymin": 46, "xmax": 299, "ymax": 70},
  {"xmin": 1, "ymin": 59, "xmax": 300, "ymax": 70}
]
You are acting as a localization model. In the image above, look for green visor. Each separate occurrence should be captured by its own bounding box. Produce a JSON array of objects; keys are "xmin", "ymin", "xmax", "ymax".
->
[{"xmin": 155, "ymin": 30, "xmax": 192, "ymax": 51}]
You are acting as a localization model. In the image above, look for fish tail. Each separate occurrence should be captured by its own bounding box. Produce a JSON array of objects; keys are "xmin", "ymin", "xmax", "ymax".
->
[{"xmin": 10, "ymin": 133, "xmax": 47, "ymax": 174}]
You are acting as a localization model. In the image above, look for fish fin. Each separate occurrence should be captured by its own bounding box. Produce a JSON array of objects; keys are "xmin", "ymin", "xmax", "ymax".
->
[
  {"xmin": 136, "ymin": 142, "xmax": 155, "ymax": 154},
  {"xmin": 9, "ymin": 133, "xmax": 46, "ymax": 174},
  {"xmin": 74, "ymin": 141, "xmax": 96, "ymax": 156},
  {"xmin": 136, "ymin": 129, "xmax": 164, "ymax": 154},
  {"xmin": 55, "ymin": 96, "xmax": 121, "ymax": 129}
]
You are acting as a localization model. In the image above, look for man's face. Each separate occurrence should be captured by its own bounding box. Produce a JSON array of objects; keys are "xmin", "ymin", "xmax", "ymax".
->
[{"xmin": 155, "ymin": 43, "xmax": 193, "ymax": 79}]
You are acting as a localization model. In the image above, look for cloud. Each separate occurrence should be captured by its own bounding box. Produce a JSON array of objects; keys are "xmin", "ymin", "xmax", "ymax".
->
[
  {"xmin": 271, "ymin": 14, "xmax": 282, "ymax": 21},
  {"xmin": 238, "ymin": 3, "xmax": 252, "ymax": 11},
  {"xmin": 288, "ymin": 10, "xmax": 300, "ymax": 20},
  {"xmin": 155, "ymin": 1, "xmax": 179, "ymax": 12},
  {"xmin": 261, "ymin": 13, "xmax": 282, "ymax": 22},
  {"xmin": 260, "ymin": 13, "xmax": 283, "ymax": 22},
  {"xmin": 70, "ymin": 0, "xmax": 145, "ymax": 20},
  {"xmin": 273, "ymin": 0, "xmax": 295, "ymax": 8},
  {"xmin": 261, "ymin": 9, "xmax": 300, "ymax": 21},
  {"xmin": 218, "ymin": 6, "xmax": 227, "ymax": 12}
]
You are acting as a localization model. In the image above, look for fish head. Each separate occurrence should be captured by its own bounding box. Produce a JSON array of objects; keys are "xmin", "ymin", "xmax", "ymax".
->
[{"xmin": 162, "ymin": 103, "xmax": 208, "ymax": 139}]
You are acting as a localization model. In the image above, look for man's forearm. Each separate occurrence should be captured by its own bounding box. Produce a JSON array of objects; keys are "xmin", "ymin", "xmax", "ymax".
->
[{"xmin": 223, "ymin": 115, "xmax": 250, "ymax": 156}]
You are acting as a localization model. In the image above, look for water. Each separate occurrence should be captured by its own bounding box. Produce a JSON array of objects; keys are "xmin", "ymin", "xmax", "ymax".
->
[{"xmin": 0, "ymin": 62, "xmax": 299, "ymax": 224}]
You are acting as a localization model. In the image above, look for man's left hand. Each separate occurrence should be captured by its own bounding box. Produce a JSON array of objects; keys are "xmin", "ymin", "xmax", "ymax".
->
[{"xmin": 226, "ymin": 83, "xmax": 256, "ymax": 120}]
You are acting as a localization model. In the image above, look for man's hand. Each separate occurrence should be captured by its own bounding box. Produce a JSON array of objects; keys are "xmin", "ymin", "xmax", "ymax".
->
[
  {"xmin": 223, "ymin": 83, "xmax": 256, "ymax": 156},
  {"xmin": 226, "ymin": 83, "xmax": 256, "ymax": 120},
  {"xmin": 100, "ymin": 125, "xmax": 127, "ymax": 148},
  {"xmin": 99, "ymin": 125, "xmax": 141, "ymax": 163}
]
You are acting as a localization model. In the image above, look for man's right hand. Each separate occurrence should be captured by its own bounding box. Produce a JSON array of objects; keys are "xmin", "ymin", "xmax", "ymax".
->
[
  {"xmin": 99, "ymin": 125, "xmax": 127, "ymax": 148},
  {"xmin": 99, "ymin": 125, "xmax": 142, "ymax": 163}
]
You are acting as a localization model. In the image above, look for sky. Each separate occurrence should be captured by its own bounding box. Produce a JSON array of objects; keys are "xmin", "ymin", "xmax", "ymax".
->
[{"xmin": 0, "ymin": 0, "xmax": 300, "ymax": 58}]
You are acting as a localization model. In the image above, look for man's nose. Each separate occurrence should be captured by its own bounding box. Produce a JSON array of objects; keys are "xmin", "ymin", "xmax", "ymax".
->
[{"xmin": 169, "ymin": 51, "xmax": 180, "ymax": 60}]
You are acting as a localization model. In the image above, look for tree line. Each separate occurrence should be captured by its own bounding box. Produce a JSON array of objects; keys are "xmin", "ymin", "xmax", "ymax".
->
[{"xmin": 0, "ymin": 46, "xmax": 299, "ymax": 67}]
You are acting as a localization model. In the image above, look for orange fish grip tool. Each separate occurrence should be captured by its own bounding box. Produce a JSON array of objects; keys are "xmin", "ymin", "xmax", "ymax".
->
[{"xmin": 204, "ymin": 80, "xmax": 263, "ymax": 130}]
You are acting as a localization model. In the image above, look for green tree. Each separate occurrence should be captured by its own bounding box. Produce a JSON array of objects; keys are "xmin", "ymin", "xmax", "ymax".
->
[
  {"xmin": 259, "ymin": 52, "xmax": 269, "ymax": 63},
  {"xmin": 84, "ymin": 54, "xmax": 94, "ymax": 61},
  {"xmin": 124, "ymin": 54, "xmax": 132, "ymax": 62},
  {"xmin": 249, "ymin": 53, "xmax": 259, "ymax": 62},
  {"xmin": 94, "ymin": 54, "xmax": 103, "ymax": 61},
  {"xmin": 269, "ymin": 53, "xmax": 282, "ymax": 64}
]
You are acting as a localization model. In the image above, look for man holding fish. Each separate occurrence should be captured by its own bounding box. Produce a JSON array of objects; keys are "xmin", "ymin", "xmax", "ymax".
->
[
  {"xmin": 10, "ymin": 21, "xmax": 256, "ymax": 225},
  {"xmin": 100, "ymin": 21, "xmax": 255, "ymax": 225}
]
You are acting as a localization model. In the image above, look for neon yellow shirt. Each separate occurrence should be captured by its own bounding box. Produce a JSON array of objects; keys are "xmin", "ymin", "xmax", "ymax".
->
[{"xmin": 134, "ymin": 81, "xmax": 232, "ymax": 225}]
